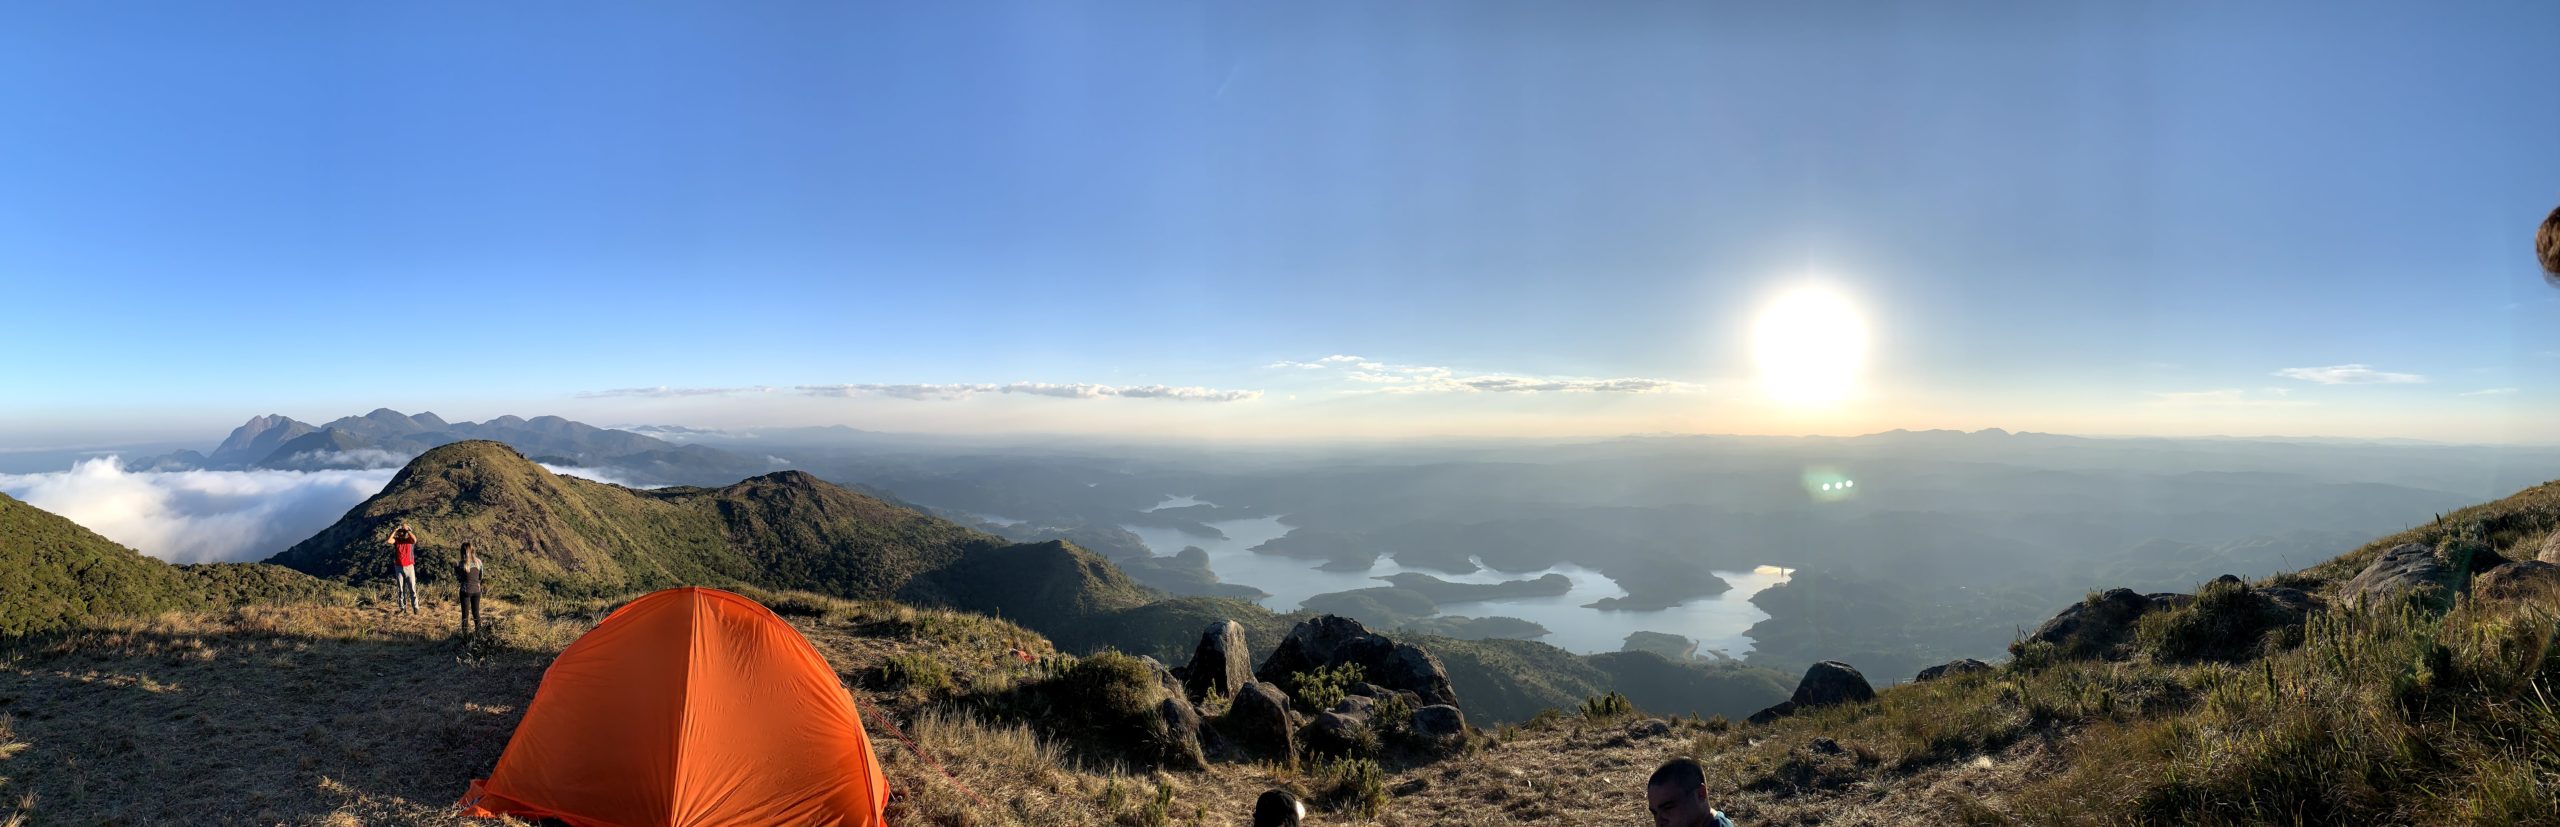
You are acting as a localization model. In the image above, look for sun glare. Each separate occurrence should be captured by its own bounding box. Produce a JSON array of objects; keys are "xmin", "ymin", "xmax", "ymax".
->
[{"xmin": 1752, "ymin": 286, "xmax": 1868, "ymax": 406}]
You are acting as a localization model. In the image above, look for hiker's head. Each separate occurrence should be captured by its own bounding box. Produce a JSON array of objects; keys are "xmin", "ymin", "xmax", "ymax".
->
[
  {"xmin": 2539, "ymin": 204, "xmax": 2560, "ymax": 282},
  {"xmin": 1646, "ymin": 757, "xmax": 1715, "ymax": 827},
  {"xmin": 460, "ymin": 541, "xmax": 475, "ymax": 560},
  {"xmin": 1251, "ymin": 790, "xmax": 1304, "ymax": 827}
]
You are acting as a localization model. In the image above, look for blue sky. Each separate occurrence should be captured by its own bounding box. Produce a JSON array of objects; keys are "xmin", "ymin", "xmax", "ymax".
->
[{"xmin": 3, "ymin": 1, "xmax": 2555, "ymax": 447}]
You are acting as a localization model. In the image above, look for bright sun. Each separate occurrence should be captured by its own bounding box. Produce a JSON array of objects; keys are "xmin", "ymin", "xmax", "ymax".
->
[{"xmin": 1752, "ymin": 286, "xmax": 1868, "ymax": 406}]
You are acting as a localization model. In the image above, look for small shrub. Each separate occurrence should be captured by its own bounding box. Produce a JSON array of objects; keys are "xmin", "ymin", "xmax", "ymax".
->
[
  {"xmin": 1287, "ymin": 662, "xmax": 1367, "ymax": 714},
  {"xmin": 879, "ymin": 653, "xmax": 956, "ymax": 695},
  {"xmin": 1580, "ymin": 691, "xmax": 1637, "ymax": 722},
  {"xmin": 1371, "ymin": 693, "xmax": 1415, "ymax": 740},
  {"xmin": 1308, "ymin": 755, "xmax": 1388, "ymax": 819}
]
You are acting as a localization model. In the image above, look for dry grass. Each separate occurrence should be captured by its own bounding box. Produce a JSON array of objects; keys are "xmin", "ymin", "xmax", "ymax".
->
[{"xmin": 10, "ymin": 563, "xmax": 2544, "ymax": 825}]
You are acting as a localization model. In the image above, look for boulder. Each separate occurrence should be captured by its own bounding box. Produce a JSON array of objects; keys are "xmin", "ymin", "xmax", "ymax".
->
[
  {"xmin": 1224, "ymin": 681, "xmax": 1298, "ymax": 759},
  {"xmin": 1913, "ymin": 658, "xmax": 1993, "ymax": 683},
  {"xmin": 1155, "ymin": 696, "xmax": 1208, "ymax": 770},
  {"xmin": 1410, "ymin": 704, "xmax": 1467, "ymax": 742},
  {"xmin": 1331, "ymin": 695, "xmax": 1378, "ymax": 719},
  {"xmin": 1184, "ymin": 620, "xmax": 1253, "ymax": 702},
  {"xmin": 2023, "ymin": 588, "xmax": 2174, "ymax": 658},
  {"xmin": 1257, "ymin": 615, "xmax": 1460, "ymax": 708},
  {"xmin": 2538, "ymin": 530, "xmax": 2560, "ymax": 566},
  {"xmin": 2343, "ymin": 543, "xmax": 2460, "ymax": 610},
  {"xmin": 1789, "ymin": 661, "xmax": 1876, "ymax": 709},
  {"xmin": 2473, "ymin": 560, "xmax": 2560, "ymax": 602},
  {"xmin": 1625, "ymin": 718, "xmax": 1673, "ymax": 740},
  {"xmin": 1300, "ymin": 710, "xmax": 1372, "ymax": 757}
]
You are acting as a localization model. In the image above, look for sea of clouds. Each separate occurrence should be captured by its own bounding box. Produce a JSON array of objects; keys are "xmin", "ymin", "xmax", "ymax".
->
[{"xmin": 0, "ymin": 458, "xmax": 397, "ymax": 563}]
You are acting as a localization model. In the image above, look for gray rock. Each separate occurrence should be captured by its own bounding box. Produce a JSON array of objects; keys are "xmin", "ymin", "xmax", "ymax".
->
[
  {"xmin": 1411, "ymin": 704, "xmax": 1467, "ymax": 741},
  {"xmin": 1808, "ymin": 737, "xmax": 1842, "ymax": 755},
  {"xmin": 1626, "ymin": 718, "xmax": 1672, "ymax": 739},
  {"xmin": 1914, "ymin": 658, "xmax": 1993, "ymax": 682},
  {"xmin": 1184, "ymin": 620, "xmax": 1252, "ymax": 702},
  {"xmin": 1224, "ymin": 681, "xmax": 1297, "ymax": 759},
  {"xmin": 1790, "ymin": 661, "xmax": 1876, "ymax": 709},
  {"xmin": 2538, "ymin": 530, "xmax": 2560, "ymax": 566},
  {"xmin": 1331, "ymin": 694, "xmax": 1378, "ymax": 719},
  {"xmin": 2474, "ymin": 559, "xmax": 2560, "ymax": 602},
  {"xmin": 1256, "ymin": 615, "xmax": 1460, "ymax": 708},
  {"xmin": 2026, "ymin": 588, "xmax": 2169, "ymax": 657},
  {"xmin": 1746, "ymin": 700, "xmax": 1796, "ymax": 725},
  {"xmin": 1301, "ymin": 711, "xmax": 1372, "ymax": 757},
  {"xmin": 2343, "ymin": 543, "xmax": 2459, "ymax": 610},
  {"xmin": 1155, "ymin": 696, "xmax": 1207, "ymax": 770}
]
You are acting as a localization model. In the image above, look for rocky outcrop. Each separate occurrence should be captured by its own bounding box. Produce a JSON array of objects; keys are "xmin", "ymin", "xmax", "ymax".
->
[
  {"xmin": 1914, "ymin": 658, "xmax": 1993, "ymax": 682},
  {"xmin": 1410, "ymin": 704, "xmax": 1467, "ymax": 743},
  {"xmin": 2343, "ymin": 543, "xmax": 2461, "ymax": 610},
  {"xmin": 2537, "ymin": 530, "xmax": 2560, "ymax": 565},
  {"xmin": 1257, "ymin": 615, "xmax": 1459, "ymax": 708},
  {"xmin": 2023, "ymin": 588, "xmax": 2178, "ymax": 658},
  {"xmin": 1224, "ymin": 681, "xmax": 1298, "ymax": 759},
  {"xmin": 2473, "ymin": 560, "xmax": 2560, "ymax": 602},
  {"xmin": 1790, "ymin": 661, "xmax": 1877, "ymax": 708},
  {"xmin": 1156, "ymin": 696, "xmax": 1208, "ymax": 770},
  {"xmin": 1300, "ymin": 711, "xmax": 1371, "ymax": 757},
  {"xmin": 1750, "ymin": 661, "xmax": 1875, "ymax": 724},
  {"xmin": 1185, "ymin": 620, "xmax": 1252, "ymax": 702}
]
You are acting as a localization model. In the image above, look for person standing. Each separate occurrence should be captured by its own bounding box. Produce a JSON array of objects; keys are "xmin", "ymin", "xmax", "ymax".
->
[
  {"xmin": 389, "ymin": 522, "xmax": 421, "ymax": 614},
  {"xmin": 455, "ymin": 541, "xmax": 485, "ymax": 635}
]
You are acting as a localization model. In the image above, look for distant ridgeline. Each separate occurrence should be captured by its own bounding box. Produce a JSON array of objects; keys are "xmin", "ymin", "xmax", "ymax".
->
[{"xmin": 119, "ymin": 408, "xmax": 774, "ymax": 484}]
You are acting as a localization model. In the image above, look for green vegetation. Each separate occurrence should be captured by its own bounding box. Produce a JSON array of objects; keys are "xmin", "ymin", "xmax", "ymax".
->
[
  {"xmin": 0, "ymin": 493, "xmax": 345, "ymax": 637},
  {"xmin": 1287, "ymin": 662, "xmax": 1368, "ymax": 714},
  {"xmin": 1579, "ymin": 691, "xmax": 1636, "ymax": 723},
  {"xmin": 1307, "ymin": 755, "xmax": 1388, "ymax": 819}
]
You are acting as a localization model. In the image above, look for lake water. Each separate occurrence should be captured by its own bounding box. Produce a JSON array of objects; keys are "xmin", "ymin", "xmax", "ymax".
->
[
  {"xmin": 1122, "ymin": 513, "xmax": 1789, "ymax": 657},
  {"xmin": 1143, "ymin": 494, "xmax": 1216, "ymax": 512}
]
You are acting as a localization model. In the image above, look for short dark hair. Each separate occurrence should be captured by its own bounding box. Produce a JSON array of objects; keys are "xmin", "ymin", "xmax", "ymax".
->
[
  {"xmin": 1252, "ymin": 789, "xmax": 1303, "ymax": 827},
  {"xmin": 1649, "ymin": 757, "xmax": 1706, "ymax": 790}
]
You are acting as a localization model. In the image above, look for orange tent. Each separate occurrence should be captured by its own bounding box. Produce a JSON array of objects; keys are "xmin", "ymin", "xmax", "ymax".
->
[{"xmin": 459, "ymin": 587, "xmax": 889, "ymax": 826}]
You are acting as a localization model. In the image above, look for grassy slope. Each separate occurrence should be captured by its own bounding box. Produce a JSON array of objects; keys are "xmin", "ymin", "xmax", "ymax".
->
[{"xmin": 0, "ymin": 492, "xmax": 341, "ymax": 637}]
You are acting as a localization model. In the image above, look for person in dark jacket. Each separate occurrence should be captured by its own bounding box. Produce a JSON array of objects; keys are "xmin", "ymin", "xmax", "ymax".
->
[{"xmin": 455, "ymin": 541, "xmax": 485, "ymax": 636}]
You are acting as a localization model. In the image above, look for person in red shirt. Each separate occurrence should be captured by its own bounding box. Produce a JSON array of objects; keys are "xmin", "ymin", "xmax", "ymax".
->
[{"xmin": 389, "ymin": 522, "xmax": 421, "ymax": 614}]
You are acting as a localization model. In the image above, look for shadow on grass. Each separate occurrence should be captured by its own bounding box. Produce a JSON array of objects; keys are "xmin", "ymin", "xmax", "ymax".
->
[{"xmin": 0, "ymin": 614, "xmax": 552, "ymax": 825}]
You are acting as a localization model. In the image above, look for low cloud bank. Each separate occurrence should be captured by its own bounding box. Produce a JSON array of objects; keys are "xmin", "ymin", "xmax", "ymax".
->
[{"xmin": 0, "ymin": 458, "xmax": 393, "ymax": 563}]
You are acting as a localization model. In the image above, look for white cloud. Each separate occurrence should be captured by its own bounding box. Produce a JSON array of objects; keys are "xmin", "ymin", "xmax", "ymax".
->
[
  {"xmin": 538, "ymin": 463, "xmax": 657, "ymax": 488},
  {"xmin": 2273, "ymin": 364, "xmax": 2427, "ymax": 385},
  {"xmin": 797, "ymin": 383, "xmax": 998, "ymax": 400},
  {"xmin": 0, "ymin": 459, "xmax": 394, "ymax": 563},
  {"xmin": 796, "ymin": 382, "xmax": 1260, "ymax": 402},
  {"xmin": 2150, "ymin": 389, "xmax": 2318, "ymax": 408},
  {"xmin": 1109, "ymin": 385, "xmax": 1264, "ymax": 402},
  {"xmin": 2460, "ymin": 387, "xmax": 2519, "ymax": 397},
  {"xmin": 1274, "ymin": 353, "xmax": 1685, "ymax": 395},
  {"xmin": 577, "ymin": 386, "xmax": 778, "ymax": 399},
  {"xmin": 279, "ymin": 449, "xmax": 414, "ymax": 469}
]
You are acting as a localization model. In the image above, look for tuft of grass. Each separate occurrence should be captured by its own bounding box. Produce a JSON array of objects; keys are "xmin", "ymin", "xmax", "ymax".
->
[
  {"xmin": 1579, "ymin": 691, "xmax": 1637, "ymax": 723},
  {"xmin": 1307, "ymin": 754, "xmax": 1388, "ymax": 820}
]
